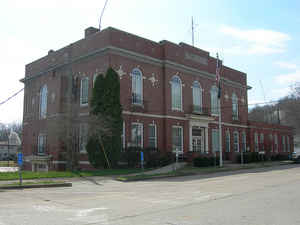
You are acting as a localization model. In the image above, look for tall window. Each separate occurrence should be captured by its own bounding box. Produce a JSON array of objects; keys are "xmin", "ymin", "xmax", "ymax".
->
[
  {"xmin": 80, "ymin": 77, "xmax": 89, "ymax": 106},
  {"xmin": 232, "ymin": 93, "xmax": 238, "ymax": 120},
  {"xmin": 212, "ymin": 129, "xmax": 219, "ymax": 152},
  {"xmin": 242, "ymin": 132, "xmax": 246, "ymax": 152},
  {"xmin": 225, "ymin": 130, "xmax": 230, "ymax": 152},
  {"xmin": 233, "ymin": 131, "xmax": 239, "ymax": 152},
  {"xmin": 148, "ymin": 124, "xmax": 157, "ymax": 148},
  {"xmin": 38, "ymin": 134, "xmax": 46, "ymax": 155},
  {"xmin": 131, "ymin": 68, "xmax": 143, "ymax": 105},
  {"xmin": 131, "ymin": 123, "xmax": 143, "ymax": 148},
  {"xmin": 172, "ymin": 126, "xmax": 183, "ymax": 152},
  {"xmin": 269, "ymin": 134, "xmax": 273, "ymax": 152},
  {"xmin": 287, "ymin": 136, "xmax": 290, "ymax": 152},
  {"xmin": 79, "ymin": 123, "xmax": 88, "ymax": 153},
  {"xmin": 171, "ymin": 76, "xmax": 182, "ymax": 110},
  {"xmin": 39, "ymin": 85, "xmax": 48, "ymax": 119},
  {"xmin": 260, "ymin": 133, "xmax": 264, "ymax": 151},
  {"xmin": 282, "ymin": 136, "xmax": 286, "ymax": 152},
  {"xmin": 192, "ymin": 81, "xmax": 202, "ymax": 113},
  {"xmin": 210, "ymin": 86, "xmax": 219, "ymax": 115},
  {"xmin": 121, "ymin": 121, "xmax": 125, "ymax": 150},
  {"xmin": 274, "ymin": 134, "xmax": 278, "ymax": 152},
  {"xmin": 254, "ymin": 132, "xmax": 259, "ymax": 152}
]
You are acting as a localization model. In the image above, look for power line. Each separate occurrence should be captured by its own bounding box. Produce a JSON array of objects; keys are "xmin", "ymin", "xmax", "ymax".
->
[{"xmin": 0, "ymin": 88, "xmax": 24, "ymax": 106}]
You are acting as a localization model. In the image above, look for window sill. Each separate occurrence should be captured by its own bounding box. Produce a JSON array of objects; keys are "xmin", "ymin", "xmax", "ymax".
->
[
  {"xmin": 80, "ymin": 103, "xmax": 89, "ymax": 107},
  {"xmin": 131, "ymin": 103, "xmax": 144, "ymax": 108},
  {"xmin": 172, "ymin": 108, "xmax": 184, "ymax": 112}
]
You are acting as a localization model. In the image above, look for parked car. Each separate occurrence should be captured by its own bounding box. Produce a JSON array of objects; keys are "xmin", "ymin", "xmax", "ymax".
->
[{"xmin": 292, "ymin": 151, "xmax": 300, "ymax": 163}]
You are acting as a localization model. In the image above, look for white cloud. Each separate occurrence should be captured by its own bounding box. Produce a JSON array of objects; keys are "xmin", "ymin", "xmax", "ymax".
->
[
  {"xmin": 275, "ymin": 61, "xmax": 298, "ymax": 70},
  {"xmin": 219, "ymin": 25, "xmax": 290, "ymax": 55},
  {"xmin": 275, "ymin": 70, "xmax": 300, "ymax": 84}
]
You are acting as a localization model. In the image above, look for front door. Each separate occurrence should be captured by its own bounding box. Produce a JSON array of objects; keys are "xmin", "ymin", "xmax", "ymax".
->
[{"xmin": 192, "ymin": 127, "xmax": 205, "ymax": 153}]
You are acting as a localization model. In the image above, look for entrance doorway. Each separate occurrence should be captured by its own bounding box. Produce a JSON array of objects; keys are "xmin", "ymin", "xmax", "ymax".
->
[{"xmin": 192, "ymin": 127, "xmax": 205, "ymax": 153}]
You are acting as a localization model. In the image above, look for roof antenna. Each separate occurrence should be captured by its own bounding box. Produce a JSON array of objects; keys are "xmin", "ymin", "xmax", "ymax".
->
[
  {"xmin": 192, "ymin": 17, "xmax": 195, "ymax": 46},
  {"xmin": 99, "ymin": 0, "xmax": 109, "ymax": 31}
]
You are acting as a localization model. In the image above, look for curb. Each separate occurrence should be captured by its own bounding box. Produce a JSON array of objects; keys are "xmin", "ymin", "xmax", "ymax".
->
[
  {"xmin": 116, "ymin": 172, "xmax": 196, "ymax": 182},
  {"xmin": 0, "ymin": 182, "xmax": 72, "ymax": 190}
]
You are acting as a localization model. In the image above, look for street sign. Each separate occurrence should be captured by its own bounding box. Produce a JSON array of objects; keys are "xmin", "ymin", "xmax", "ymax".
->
[
  {"xmin": 17, "ymin": 153, "xmax": 23, "ymax": 166},
  {"xmin": 140, "ymin": 151, "xmax": 144, "ymax": 162}
]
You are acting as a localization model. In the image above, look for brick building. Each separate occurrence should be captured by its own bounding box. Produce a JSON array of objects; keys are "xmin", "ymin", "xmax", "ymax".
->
[{"xmin": 21, "ymin": 26, "xmax": 294, "ymax": 171}]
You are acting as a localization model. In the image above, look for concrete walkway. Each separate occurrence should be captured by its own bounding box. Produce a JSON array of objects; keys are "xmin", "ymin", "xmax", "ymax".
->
[
  {"xmin": 0, "ymin": 167, "xmax": 18, "ymax": 172},
  {"xmin": 143, "ymin": 162, "xmax": 187, "ymax": 175}
]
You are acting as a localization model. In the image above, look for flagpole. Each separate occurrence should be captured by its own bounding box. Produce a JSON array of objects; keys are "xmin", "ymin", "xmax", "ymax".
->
[{"xmin": 216, "ymin": 53, "xmax": 223, "ymax": 167}]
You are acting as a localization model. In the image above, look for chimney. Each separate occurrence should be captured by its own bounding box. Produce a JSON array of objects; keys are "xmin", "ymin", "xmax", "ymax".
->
[
  {"xmin": 85, "ymin": 27, "xmax": 99, "ymax": 38},
  {"xmin": 48, "ymin": 49, "xmax": 54, "ymax": 55}
]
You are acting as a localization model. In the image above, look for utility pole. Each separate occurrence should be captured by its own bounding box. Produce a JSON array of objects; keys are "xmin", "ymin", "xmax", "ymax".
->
[{"xmin": 216, "ymin": 53, "xmax": 223, "ymax": 167}]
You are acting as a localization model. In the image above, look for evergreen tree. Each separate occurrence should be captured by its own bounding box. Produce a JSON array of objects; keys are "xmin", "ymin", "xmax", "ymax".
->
[{"xmin": 86, "ymin": 68, "xmax": 122, "ymax": 168}]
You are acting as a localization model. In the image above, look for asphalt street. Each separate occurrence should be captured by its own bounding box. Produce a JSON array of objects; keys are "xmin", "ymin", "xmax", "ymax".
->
[{"xmin": 1, "ymin": 164, "xmax": 300, "ymax": 225}]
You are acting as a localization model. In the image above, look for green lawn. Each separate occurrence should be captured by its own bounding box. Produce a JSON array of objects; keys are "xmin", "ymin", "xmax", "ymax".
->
[{"xmin": 0, "ymin": 168, "xmax": 144, "ymax": 181}]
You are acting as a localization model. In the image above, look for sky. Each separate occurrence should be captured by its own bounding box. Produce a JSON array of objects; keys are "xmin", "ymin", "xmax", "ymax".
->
[{"xmin": 0, "ymin": 0, "xmax": 299, "ymax": 124}]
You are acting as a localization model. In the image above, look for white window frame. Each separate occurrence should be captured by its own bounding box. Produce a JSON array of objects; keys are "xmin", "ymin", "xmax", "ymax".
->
[
  {"xmin": 260, "ymin": 133, "xmax": 264, "ymax": 151},
  {"xmin": 192, "ymin": 81, "xmax": 202, "ymax": 113},
  {"xmin": 148, "ymin": 124, "xmax": 157, "ymax": 148},
  {"xmin": 233, "ymin": 131, "xmax": 239, "ymax": 152},
  {"xmin": 242, "ymin": 131, "xmax": 246, "ymax": 152},
  {"xmin": 80, "ymin": 77, "xmax": 89, "ymax": 106},
  {"xmin": 212, "ymin": 129, "xmax": 220, "ymax": 152},
  {"xmin": 171, "ymin": 76, "xmax": 183, "ymax": 111},
  {"xmin": 38, "ymin": 133, "xmax": 46, "ymax": 155},
  {"xmin": 254, "ymin": 132, "xmax": 259, "ymax": 152},
  {"xmin": 131, "ymin": 68, "xmax": 143, "ymax": 105},
  {"xmin": 274, "ymin": 134, "xmax": 278, "ymax": 152},
  {"xmin": 79, "ymin": 123, "xmax": 88, "ymax": 153},
  {"xmin": 210, "ymin": 86, "xmax": 219, "ymax": 115},
  {"xmin": 39, "ymin": 85, "xmax": 48, "ymax": 119},
  {"xmin": 172, "ymin": 126, "xmax": 183, "ymax": 152},
  {"xmin": 225, "ymin": 130, "xmax": 230, "ymax": 152},
  {"xmin": 232, "ymin": 93, "xmax": 238, "ymax": 120},
  {"xmin": 121, "ymin": 121, "xmax": 125, "ymax": 150},
  {"xmin": 131, "ymin": 123, "xmax": 143, "ymax": 148}
]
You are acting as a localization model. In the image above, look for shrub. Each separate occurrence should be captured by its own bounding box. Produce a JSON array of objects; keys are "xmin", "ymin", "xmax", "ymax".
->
[
  {"xmin": 236, "ymin": 152, "xmax": 264, "ymax": 163},
  {"xmin": 270, "ymin": 154, "xmax": 289, "ymax": 161},
  {"xmin": 193, "ymin": 156, "xmax": 219, "ymax": 167}
]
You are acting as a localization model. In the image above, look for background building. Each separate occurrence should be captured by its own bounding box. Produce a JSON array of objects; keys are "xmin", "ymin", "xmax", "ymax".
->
[{"xmin": 21, "ymin": 27, "xmax": 294, "ymax": 171}]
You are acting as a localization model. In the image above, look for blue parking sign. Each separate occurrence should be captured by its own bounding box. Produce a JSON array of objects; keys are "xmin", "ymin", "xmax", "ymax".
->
[
  {"xmin": 141, "ymin": 151, "xmax": 144, "ymax": 162},
  {"xmin": 17, "ymin": 153, "xmax": 23, "ymax": 166}
]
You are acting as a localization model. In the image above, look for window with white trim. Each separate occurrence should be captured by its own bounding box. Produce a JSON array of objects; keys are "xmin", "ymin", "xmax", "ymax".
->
[
  {"xmin": 79, "ymin": 123, "xmax": 88, "ymax": 153},
  {"xmin": 80, "ymin": 77, "xmax": 89, "ymax": 106},
  {"xmin": 260, "ymin": 133, "xmax": 264, "ymax": 151},
  {"xmin": 171, "ymin": 76, "xmax": 182, "ymax": 111},
  {"xmin": 287, "ymin": 136, "xmax": 290, "ymax": 152},
  {"xmin": 233, "ymin": 131, "xmax": 239, "ymax": 152},
  {"xmin": 242, "ymin": 132, "xmax": 246, "ymax": 152},
  {"xmin": 232, "ymin": 93, "xmax": 238, "ymax": 120},
  {"xmin": 212, "ymin": 129, "xmax": 219, "ymax": 152},
  {"xmin": 274, "ymin": 134, "xmax": 278, "ymax": 152},
  {"xmin": 282, "ymin": 136, "xmax": 286, "ymax": 152},
  {"xmin": 38, "ymin": 134, "xmax": 46, "ymax": 155},
  {"xmin": 172, "ymin": 126, "xmax": 183, "ymax": 152},
  {"xmin": 269, "ymin": 134, "xmax": 273, "ymax": 152},
  {"xmin": 254, "ymin": 132, "xmax": 259, "ymax": 152},
  {"xmin": 131, "ymin": 68, "xmax": 143, "ymax": 105},
  {"xmin": 192, "ymin": 81, "xmax": 202, "ymax": 113},
  {"xmin": 225, "ymin": 130, "xmax": 230, "ymax": 152},
  {"xmin": 39, "ymin": 85, "xmax": 48, "ymax": 119},
  {"xmin": 121, "ymin": 121, "xmax": 125, "ymax": 150},
  {"xmin": 210, "ymin": 86, "xmax": 219, "ymax": 115},
  {"xmin": 148, "ymin": 124, "xmax": 157, "ymax": 148},
  {"xmin": 131, "ymin": 123, "xmax": 143, "ymax": 148}
]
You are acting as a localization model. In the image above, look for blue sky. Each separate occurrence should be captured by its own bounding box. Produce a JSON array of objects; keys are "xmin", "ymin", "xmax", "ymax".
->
[{"xmin": 0, "ymin": 0, "xmax": 299, "ymax": 123}]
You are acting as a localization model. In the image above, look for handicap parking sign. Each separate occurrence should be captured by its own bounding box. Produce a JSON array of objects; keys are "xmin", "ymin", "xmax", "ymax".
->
[{"xmin": 17, "ymin": 153, "xmax": 23, "ymax": 166}]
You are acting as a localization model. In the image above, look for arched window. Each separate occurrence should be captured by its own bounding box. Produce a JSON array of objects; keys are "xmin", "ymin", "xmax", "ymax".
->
[
  {"xmin": 254, "ymin": 132, "xmax": 259, "ymax": 152},
  {"xmin": 131, "ymin": 68, "xmax": 143, "ymax": 104},
  {"xmin": 232, "ymin": 93, "xmax": 238, "ymax": 120},
  {"xmin": 210, "ymin": 86, "xmax": 218, "ymax": 115},
  {"xmin": 242, "ymin": 131, "xmax": 247, "ymax": 152},
  {"xmin": 192, "ymin": 81, "xmax": 202, "ymax": 113},
  {"xmin": 39, "ymin": 85, "xmax": 48, "ymax": 119},
  {"xmin": 233, "ymin": 131, "xmax": 239, "ymax": 152},
  {"xmin": 171, "ymin": 76, "xmax": 182, "ymax": 110}
]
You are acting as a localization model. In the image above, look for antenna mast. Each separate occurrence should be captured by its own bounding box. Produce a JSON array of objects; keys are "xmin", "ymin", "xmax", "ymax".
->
[{"xmin": 99, "ymin": 0, "xmax": 109, "ymax": 31}]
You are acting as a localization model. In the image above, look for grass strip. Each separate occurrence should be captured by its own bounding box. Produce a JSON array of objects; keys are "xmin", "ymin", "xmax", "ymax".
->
[{"xmin": 0, "ymin": 168, "xmax": 144, "ymax": 181}]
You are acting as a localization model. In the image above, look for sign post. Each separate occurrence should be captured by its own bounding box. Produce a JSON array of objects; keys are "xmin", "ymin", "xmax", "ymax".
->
[
  {"xmin": 17, "ymin": 152, "xmax": 23, "ymax": 186},
  {"xmin": 140, "ymin": 151, "xmax": 144, "ymax": 173}
]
